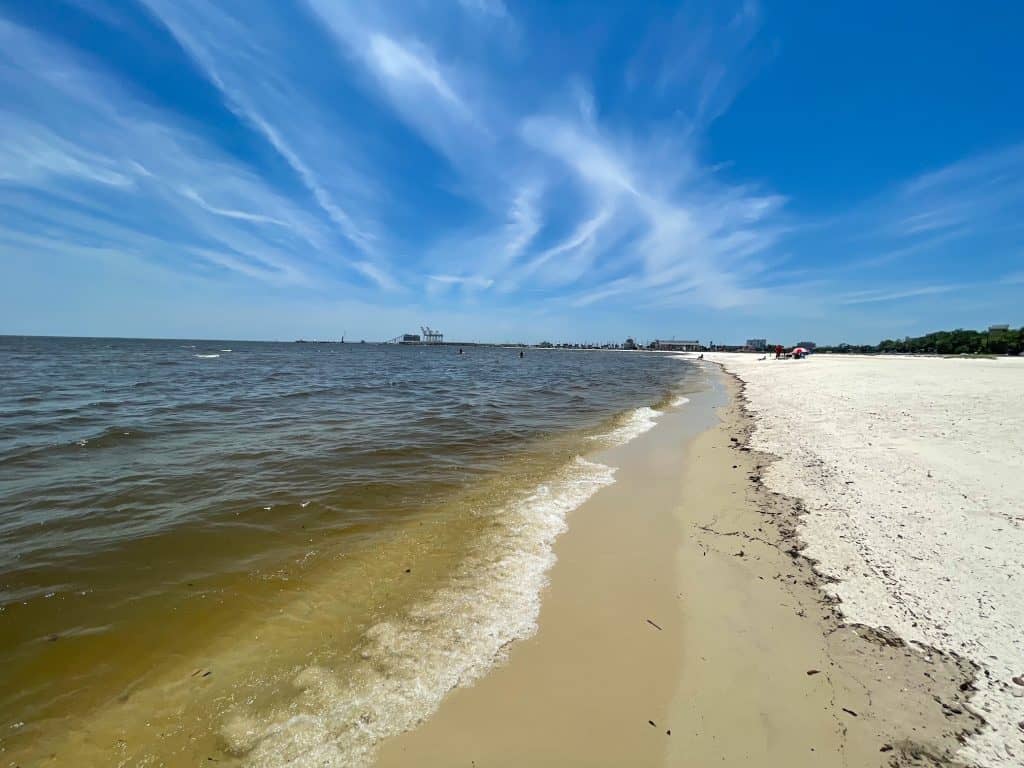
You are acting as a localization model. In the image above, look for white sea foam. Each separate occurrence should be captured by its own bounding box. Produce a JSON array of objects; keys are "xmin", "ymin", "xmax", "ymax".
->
[
  {"xmin": 671, "ymin": 395, "xmax": 690, "ymax": 407},
  {"xmin": 195, "ymin": 354, "xmax": 220, "ymax": 359},
  {"xmin": 227, "ymin": 455, "xmax": 618, "ymax": 767},
  {"xmin": 221, "ymin": 401, "xmax": 676, "ymax": 766},
  {"xmin": 590, "ymin": 405, "xmax": 661, "ymax": 447}
]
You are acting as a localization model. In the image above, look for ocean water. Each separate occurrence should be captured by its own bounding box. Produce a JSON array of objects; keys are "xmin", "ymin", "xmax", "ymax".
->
[{"xmin": 0, "ymin": 336, "xmax": 699, "ymax": 765}]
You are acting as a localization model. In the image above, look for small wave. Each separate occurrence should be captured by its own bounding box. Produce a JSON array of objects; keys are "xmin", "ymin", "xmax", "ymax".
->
[
  {"xmin": 194, "ymin": 354, "xmax": 220, "ymax": 359},
  {"xmin": 220, "ymin": 349, "xmax": 232, "ymax": 352},
  {"xmin": 76, "ymin": 427, "xmax": 150, "ymax": 450},
  {"xmin": 591, "ymin": 406, "xmax": 661, "ymax": 447},
  {"xmin": 672, "ymin": 395, "xmax": 690, "ymax": 407},
  {"xmin": 2, "ymin": 426, "xmax": 151, "ymax": 465},
  {"xmin": 219, "ymin": 456, "xmax": 617, "ymax": 766}
]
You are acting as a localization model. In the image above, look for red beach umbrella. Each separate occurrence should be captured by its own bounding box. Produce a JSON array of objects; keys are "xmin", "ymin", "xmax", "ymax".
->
[{"xmin": 791, "ymin": 347, "xmax": 809, "ymax": 357}]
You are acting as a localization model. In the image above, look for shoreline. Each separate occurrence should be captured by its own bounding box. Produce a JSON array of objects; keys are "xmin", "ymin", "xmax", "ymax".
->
[
  {"xmin": 4, "ymin": 354, "xmax": 1003, "ymax": 766},
  {"xmin": 1, "ymin": 360, "xmax": 702, "ymax": 767},
  {"xmin": 702, "ymin": 353, "xmax": 1024, "ymax": 766},
  {"xmin": 374, "ymin": 366, "xmax": 978, "ymax": 766}
]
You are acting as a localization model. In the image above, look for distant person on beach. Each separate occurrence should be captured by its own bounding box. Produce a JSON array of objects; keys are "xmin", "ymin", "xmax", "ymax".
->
[
  {"xmin": 698, "ymin": 353, "xmax": 703, "ymax": 360},
  {"xmin": 519, "ymin": 350, "xmax": 524, "ymax": 358},
  {"xmin": 458, "ymin": 348, "xmax": 463, "ymax": 355},
  {"xmin": 775, "ymin": 344, "xmax": 783, "ymax": 359}
]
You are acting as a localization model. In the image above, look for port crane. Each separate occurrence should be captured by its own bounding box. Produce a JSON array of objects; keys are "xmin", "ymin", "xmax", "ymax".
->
[{"xmin": 420, "ymin": 326, "xmax": 443, "ymax": 344}]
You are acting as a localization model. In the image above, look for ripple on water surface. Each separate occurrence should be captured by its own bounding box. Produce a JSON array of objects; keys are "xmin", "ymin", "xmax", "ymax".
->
[{"xmin": 0, "ymin": 337, "xmax": 702, "ymax": 765}]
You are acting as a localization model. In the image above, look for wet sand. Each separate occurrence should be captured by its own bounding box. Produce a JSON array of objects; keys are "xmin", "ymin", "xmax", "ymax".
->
[
  {"xmin": 705, "ymin": 353, "xmax": 1024, "ymax": 766},
  {"xmin": 375, "ymin": 369, "xmax": 978, "ymax": 766}
]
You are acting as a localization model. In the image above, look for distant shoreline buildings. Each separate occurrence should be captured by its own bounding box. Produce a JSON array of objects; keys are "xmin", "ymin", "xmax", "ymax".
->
[
  {"xmin": 648, "ymin": 339, "xmax": 702, "ymax": 352},
  {"xmin": 370, "ymin": 326, "xmax": 1012, "ymax": 357}
]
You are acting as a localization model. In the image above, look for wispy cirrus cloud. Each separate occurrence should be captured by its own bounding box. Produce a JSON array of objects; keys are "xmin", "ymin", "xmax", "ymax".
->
[
  {"xmin": 0, "ymin": 19, "xmax": 327, "ymax": 288},
  {"xmin": 366, "ymin": 34, "xmax": 468, "ymax": 115},
  {"xmin": 838, "ymin": 284, "xmax": 959, "ymax": 305},
  {"xmin": 1, "ymin": 0, "xmax": 791, "ymax": 316},
  {"xmin": 2, "ymin": 0, "xmax": 1021, "ymax": 343},
  {"xmin": 138, "ymin": 0, "xmax": 391, "ymax": 281},
  {"xmin": 298, "ymin": 0, "xmax": 789, "ymax": 310},
  {"xmin": 876, "ymin": 145, "xmax": 1024, "ymax": 245},
  {"xmin": 428, "ymin": 274, "xmax": 494, "ymax": 289}
]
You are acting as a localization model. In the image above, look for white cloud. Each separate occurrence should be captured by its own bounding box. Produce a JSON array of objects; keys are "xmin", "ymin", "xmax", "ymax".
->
[
  {"xmin": 521, "ymin": 117, "xmax": 639, "ymax": 196},
  {"xmin": 428, "ymin": 274, "xmax": 494, "ymax": 289},
  {"xmin": 901, "ymin": 144, "xmax": 1024, "ymax": 197},
  {"xmin": 502, "ymin": 185, "xmax": 544, "ymax": 263},
  {"xmin": 295, "ymin": 1, "xmax": 795, "ymax": 312},
  {"xmin": 890, "ymin": 144, "xmax": 1024, "ymax": 241},
  {"xmin": 0, "ymin": 17, "xmax": 362, "ymax": 290},
  {"xmin": 19, "ymin": 0, "xmax": 1011, "ymax": 336},
  {"xmin": 192, "ymin": 247, "xmax": 307, "ymax": 285},
  {"xmin": 0, "ymin": 122, "xmax": 135, "ymax": 187},
  {"xmin": 518, "ymin": 205, "xmax": 612, "ymax": 287},
  {"xmin": 139, "ymin": 0, "xmax": 395, "ymax": 287},
  {"xmin": 305, "ymin": 0, "xmax": 489, "ymax": 172},
  {"xmin": 570, "ymin": 280, "xmax": 632, "ymax": 308},
  {"xmin": 368, "ymin": 34, "xmax": 467, "ymax": 113},
  {"xmin": 838, "ymin": 285, "xmax": 957, "ymax": 305},
  {"xmin": 516, "ymin": 108, "xmax": 787, "ymax": 308},
  {"xmin": 179, "ymin": 188, "xmax": 289, "ymax": 227}
]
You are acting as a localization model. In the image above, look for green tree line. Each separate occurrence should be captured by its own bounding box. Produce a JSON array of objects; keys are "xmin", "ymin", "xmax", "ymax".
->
[{"xmin": 817, "ymin": 327, "xmax": 1023, "ymax": 356}]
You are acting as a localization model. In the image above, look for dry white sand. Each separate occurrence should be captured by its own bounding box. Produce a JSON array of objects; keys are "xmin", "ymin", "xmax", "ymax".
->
[{"xmin": 703, "ymin": 352, "xmax": 1024, "ymax": 767}]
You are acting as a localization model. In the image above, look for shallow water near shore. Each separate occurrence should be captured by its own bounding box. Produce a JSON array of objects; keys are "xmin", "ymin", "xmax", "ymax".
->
[{"xmin": 0, "ymin": 336, "xmax": 700, "ymax": 765}]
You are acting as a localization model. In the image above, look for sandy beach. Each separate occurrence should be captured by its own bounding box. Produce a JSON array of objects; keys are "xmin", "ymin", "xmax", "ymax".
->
[
  {"xmin": 6, "ymin": 352, "xmax": 1017, "ymax": 767},
  {"xmin": 704, "ymin": 353, "xmax": 1024, "ymax": 767},
  {"xmin": 374, "ymin": 366, "xmax": 981, "ymax": 766}
]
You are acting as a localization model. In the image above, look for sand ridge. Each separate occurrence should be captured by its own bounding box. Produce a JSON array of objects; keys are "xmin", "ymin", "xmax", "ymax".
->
[{"xmin": 704, "ymin": 353, "xmax": 1024, "ymax": 767}]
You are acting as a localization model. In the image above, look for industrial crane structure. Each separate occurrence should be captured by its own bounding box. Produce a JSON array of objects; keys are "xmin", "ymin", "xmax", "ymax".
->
[
  {"xmin": 420, "ymin": 326, "xmax": 443, "ymax": 344},
  {"xmin": 387, "ymin": 326, "xmax": 444, "ymax": 344}
]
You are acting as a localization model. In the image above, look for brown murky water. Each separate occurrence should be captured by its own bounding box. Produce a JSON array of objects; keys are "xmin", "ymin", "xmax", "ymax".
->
[{"xmin": 0, "ymin": 337, "xmax": 700, "ymax": 765}]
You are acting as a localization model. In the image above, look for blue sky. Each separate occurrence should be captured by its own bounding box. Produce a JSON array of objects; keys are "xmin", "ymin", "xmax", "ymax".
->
[{"xmin": 1, "ymin": 0, "xmax": 1022, "ymax": 344}]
